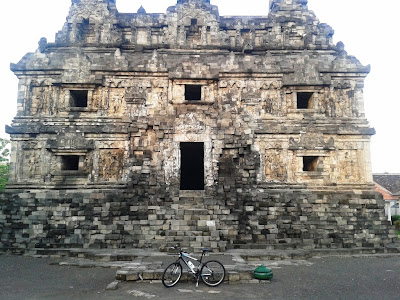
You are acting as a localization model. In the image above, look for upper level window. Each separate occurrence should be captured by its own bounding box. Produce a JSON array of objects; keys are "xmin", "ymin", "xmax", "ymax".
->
[
  {"xmin": 185, "ymin": 85, "xmax": 202, "ymax": 101},
  {"xmin": 171, "ymin": 80, "xmax": 214, "ymax": 104},
  {"xmin": 70, "ymin": 90, "xmax": 88, "ymax": 108},
  {"xmin": 297, "ymin": 92, "xmax": 314, "ymax": 109},
  {"xmin": 303, "ymin": 156, "xmax": 319, "ymax": 172},
  {"xmin": 61, "ymin": 155, "xmax": 80, "ymax": 171}
]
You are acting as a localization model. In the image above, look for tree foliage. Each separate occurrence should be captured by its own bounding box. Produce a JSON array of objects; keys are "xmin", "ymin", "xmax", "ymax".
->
[
  {"xmin": 0, "ymin": 163, "xmax": 9, "ymax": 192},
  {"xmin": 0, "ymin": 138, "xmax": 10, "ymax": 192},
  {"xmin": 0, "ymin": 138, "xmax": 9, "ymax": 162},
  {"xmin": 392, "ymin": 215, "xmax": 400, "ymax": 223}
]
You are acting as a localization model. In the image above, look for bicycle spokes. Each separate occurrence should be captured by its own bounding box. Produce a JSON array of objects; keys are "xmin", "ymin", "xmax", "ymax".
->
[
  {"xmin": 202, "ymin": 267, "xmax": 212, "ymax": 276},
  {"xmin": 200, "ymin": 260, "xmax": 225, "ymax": 287},
  {"xmin": 162, "ymin": 262, "xmax": 182, "ymax": 288}
]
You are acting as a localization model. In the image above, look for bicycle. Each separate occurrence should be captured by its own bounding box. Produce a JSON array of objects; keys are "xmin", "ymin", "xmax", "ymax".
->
[{"xmin": 162, "ymin": 246, "xmax": 226, "ymax": 288}]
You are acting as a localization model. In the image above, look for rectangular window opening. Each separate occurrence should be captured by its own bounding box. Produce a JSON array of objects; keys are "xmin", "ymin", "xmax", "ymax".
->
[
  {"xmin": 191, "ymin": 18, "xmax": 197, "ymax": 26},
  {"xmin": 303, "ymin": 156, "xmax": 319, "ymax": 172},
  {"xmin": 61, "ymin": 155, "xmax": 80, "ymax": 171},
  {"xmin": 82, "ymin": 18, "xmax": 89, "ymax": 27},
  {"xmin": 297, "ymin": 92, "xmax": 314, "ymax": 109},
  {"xmin": 180, "ymin": 142, "xmax": 204, "ymax": 190},
  {"xmin": 185, "ymin": 85, "xmax": 202, "ymax": 101},
  {"xmin": 70, "ymin": 90, "xmax": 88, "ymax": 108}
]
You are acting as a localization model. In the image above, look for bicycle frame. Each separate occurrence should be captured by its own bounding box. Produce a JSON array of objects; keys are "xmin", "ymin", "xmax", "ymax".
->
[{"xmin": 176, "ymin": 250, "xmax": 206, "ymax": 274}]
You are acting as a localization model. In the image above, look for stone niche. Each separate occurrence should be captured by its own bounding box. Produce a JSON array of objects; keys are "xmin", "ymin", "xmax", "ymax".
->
[{"xmin": 1, "ymin": 0, "xmax": 397, "ymax": 253}]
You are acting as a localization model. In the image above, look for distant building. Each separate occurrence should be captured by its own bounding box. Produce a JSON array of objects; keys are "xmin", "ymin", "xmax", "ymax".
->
[
  {"xmin": 0, "ymin": 0, "xmax": 397, "ymax": 252},
  {"xmin": 374, "ymin": 174, "xmax": 400, "ymax": 221}
]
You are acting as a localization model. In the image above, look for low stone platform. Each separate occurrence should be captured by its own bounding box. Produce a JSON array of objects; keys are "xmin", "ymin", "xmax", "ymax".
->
[{"xmin": 114, "ymin": 251, "xmax": 258, "ymax": 284}]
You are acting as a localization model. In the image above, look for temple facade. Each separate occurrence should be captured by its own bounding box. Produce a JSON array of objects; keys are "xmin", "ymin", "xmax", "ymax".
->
[{"xmin": 0, "ymin": 0, "xmax": 397, "ymax": 252}]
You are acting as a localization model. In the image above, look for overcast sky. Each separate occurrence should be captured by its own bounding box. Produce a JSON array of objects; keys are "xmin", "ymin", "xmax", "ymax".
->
[{"xmin": 0, "ymin": 0, "xmax": 398, "ymax": 173}]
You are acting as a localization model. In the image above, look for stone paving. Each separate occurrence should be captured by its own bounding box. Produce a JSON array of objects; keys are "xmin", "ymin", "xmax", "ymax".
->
[{"xmin": 12, "ymin": 245, "xmax": 399, "ymax": 285}]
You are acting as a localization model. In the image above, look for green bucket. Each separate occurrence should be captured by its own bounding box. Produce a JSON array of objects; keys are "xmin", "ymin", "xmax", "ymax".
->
[{"xmin": 253, "ymin": 265, "xmax": 273, "ymax": 280}]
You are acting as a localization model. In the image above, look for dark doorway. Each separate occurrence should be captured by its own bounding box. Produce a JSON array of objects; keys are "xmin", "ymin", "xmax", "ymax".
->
[{"xmin": 180, "ymin": 142, "xmax": 204, "ymax": 190}]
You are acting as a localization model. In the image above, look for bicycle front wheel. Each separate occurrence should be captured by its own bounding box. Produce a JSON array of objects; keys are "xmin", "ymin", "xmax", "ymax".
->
[
  {"xmin": 162, "ymin": 262, "xmax": 182, "ymax": 288},
  {"xmin": 200, "ymin": 260, "xmax": 225, "ymax": 287}
]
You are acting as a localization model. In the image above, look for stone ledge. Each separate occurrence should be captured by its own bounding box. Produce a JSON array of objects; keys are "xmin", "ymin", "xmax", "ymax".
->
[
  {"xmin": 1, "ymin": 246, "xmax": 400, "ymax": 260},
  {"xmin": 115, "ymin": 268, "xmax": 263, "ymax": 284}
]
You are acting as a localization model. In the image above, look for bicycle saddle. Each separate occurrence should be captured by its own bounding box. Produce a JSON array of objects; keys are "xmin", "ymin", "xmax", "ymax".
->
[{"xmin": 201, "ymin": 248, "xmax": 210, "ymax": 252}]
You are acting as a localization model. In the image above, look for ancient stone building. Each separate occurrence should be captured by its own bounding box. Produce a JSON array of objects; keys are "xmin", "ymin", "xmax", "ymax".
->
[{"xmin": 1, "ymin": 0, "xmax": 397, "ymax": 252}]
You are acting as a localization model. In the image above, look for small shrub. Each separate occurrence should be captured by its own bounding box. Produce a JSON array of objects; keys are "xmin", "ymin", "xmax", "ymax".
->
[
  {"xmin": 394, "ymin": 220, "xmax": 400, "ymax": 230},
  {"xmin": 392, "ymin": 215, "xmax": 400, "ymax": 223}
]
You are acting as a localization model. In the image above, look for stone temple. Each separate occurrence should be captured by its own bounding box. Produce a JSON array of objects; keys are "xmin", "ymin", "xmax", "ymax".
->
[{"xmin": 1, "ymin": 0, "xmax": 398, "ymax": 252}]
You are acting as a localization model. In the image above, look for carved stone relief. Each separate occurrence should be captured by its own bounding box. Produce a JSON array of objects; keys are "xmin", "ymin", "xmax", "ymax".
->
[
  {"xmin": 337, "ymin": 150, "xmax": 361, "ymax": 183},
  {"xmin": 289, "ymin": 124, "xmax": 335, "ymax": 150},
  {"xmin": 20, "ymin": 150, "xmax": 41, "ymax": 180},
  {"xmin": 175, "ymin": 112, "xmax": 206, "ymax": 134},
  {"xmin": 99, "ymin": 149, "xmax": 124, "ymax": 180},
  {"xmin": 265, "ymin": 149, "xmax": 285, "ymax": 181},
  {"xmin": 108, "ymin": 88, "xmax": 126, "ymax": 115},
  {"xmin": 47, "ymin": 132, "xmax": 95, "ymax": 151}
]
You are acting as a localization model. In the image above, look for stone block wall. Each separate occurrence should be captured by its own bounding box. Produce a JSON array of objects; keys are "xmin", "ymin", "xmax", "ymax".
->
[{"xmin": 0, "ymin": 187, "xmax": 395, "ymax": 252}]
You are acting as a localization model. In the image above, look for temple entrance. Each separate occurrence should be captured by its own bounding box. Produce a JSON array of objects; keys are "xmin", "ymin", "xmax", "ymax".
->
[{"xmin": 180, "ymin": 142, "xmax": 204, "ymax": 190}]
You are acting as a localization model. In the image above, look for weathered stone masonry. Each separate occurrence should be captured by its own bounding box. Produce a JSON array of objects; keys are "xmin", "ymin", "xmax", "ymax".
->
[{"xmin": 1, "ymin": 0, "xmax": 398, "ymax": 252}]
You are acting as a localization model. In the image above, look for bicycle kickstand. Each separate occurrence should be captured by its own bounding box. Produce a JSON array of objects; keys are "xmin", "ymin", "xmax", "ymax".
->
[{"xmin": 196, "ymin": 272, "xmax": 200, "ymax": 287}]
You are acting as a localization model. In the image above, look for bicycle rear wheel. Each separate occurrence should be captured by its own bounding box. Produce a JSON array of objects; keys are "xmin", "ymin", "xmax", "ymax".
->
[
  {"xmin": 200, "ymin": 260, "xmax": 225, "ymax": 287},
  {"xmin": 162, "ymin": 262, "xmax": 182, "ymax": 287}
]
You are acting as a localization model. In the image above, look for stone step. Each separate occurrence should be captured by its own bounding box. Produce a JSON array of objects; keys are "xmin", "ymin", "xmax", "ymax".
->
[
  {"xmin": 227, "ymin": 243, "xmax": 302, "ymax": 251},
  {"xmin": 309, "ymin": 247, "xmax": 400, "ymax": 256},
  {"xmin": 180, "ymin": 208, "xmax": 211, "ymax": 214},
  {"xmin": 227, "ymin": 247, "xmax": 400, "ymax": 261},
  {"xmin": 179, "ymin": 190, "xmax": 206, "ymax": 198},
  {"xmin": 116, "ymin": 266, "xmax": 262, "ymax": 284},
  {"xmin": 161, "ymin": 242, "xmax": 226, "ymax": 253},
  {"xmin": 5, "ymin": 245, "xmax": 400, "ymax": 262},
  {"xmin": 385, "ymin": 243, "xmax": 400, "ymax": 253},
  {"xmin": 9, "ymin": 248, "xmax": 168, "ymax": 261},
  {"xmin": 227, "ymin": 248, "xmax": 312, "ymax": 261},
  {"xmin": 164, "ymin": 230, "xmax": 217, "ymax": 237}
]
